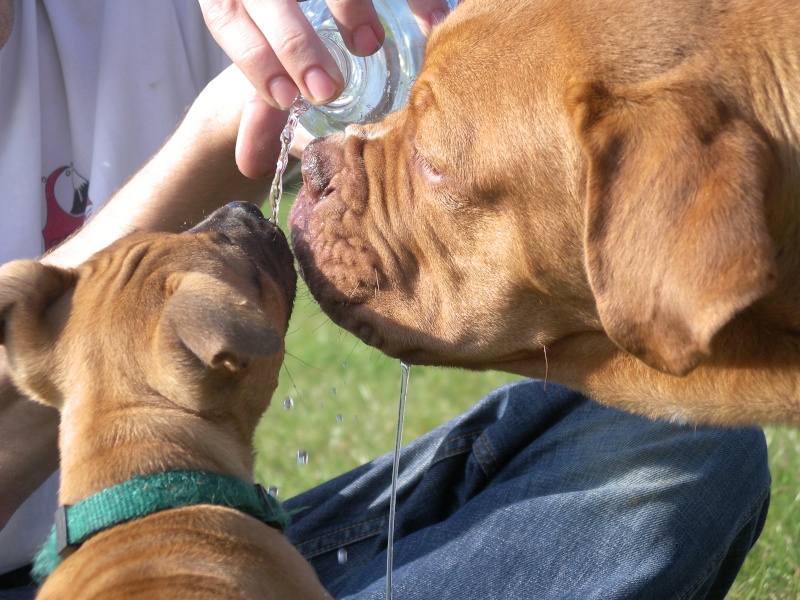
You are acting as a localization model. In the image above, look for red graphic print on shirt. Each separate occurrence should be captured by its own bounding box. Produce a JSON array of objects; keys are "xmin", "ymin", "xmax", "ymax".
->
[{"xmin": 42, "ymin": 166, "xmax": 92, "ymax": 251}]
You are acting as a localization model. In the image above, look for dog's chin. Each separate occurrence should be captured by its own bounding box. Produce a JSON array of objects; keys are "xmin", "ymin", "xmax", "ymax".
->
[{"xmin": 316, "ymin": 297, "xmax": 417, "ymax": 358}]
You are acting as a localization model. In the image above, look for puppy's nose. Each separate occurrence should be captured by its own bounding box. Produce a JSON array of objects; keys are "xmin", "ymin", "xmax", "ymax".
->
[
  {"xmin": 227, "ymin": 201, "xmax": 266, "ymax": 220},
  {"xmin": 301, "ymin": 137, "xmax": 342, "ymax": 202}
]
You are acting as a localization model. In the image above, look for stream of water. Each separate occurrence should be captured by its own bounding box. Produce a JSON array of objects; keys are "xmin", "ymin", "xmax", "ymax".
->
[
  {"xmin": 268, "ymin": 98, "xmax": 311, "ymax": 223},
  {"xmin": 386, "ymin": 361, "xmax": 411, "ymax": 599},
  {"xmin": 269, "ymin": 103, "xmax": 408, "ymax": 599}
]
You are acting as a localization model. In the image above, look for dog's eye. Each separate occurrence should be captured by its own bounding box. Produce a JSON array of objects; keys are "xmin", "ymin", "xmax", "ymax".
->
[{"xmin": 411, "ymin": 146, "xmax": 443, "ymax": 182}]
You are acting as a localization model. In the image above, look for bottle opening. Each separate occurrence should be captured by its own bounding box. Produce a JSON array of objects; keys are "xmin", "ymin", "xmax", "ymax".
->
[
  {"xmin": 318, "ymin": 29, "xmax": 362, "ymax": 111},
  {"xmin": 299, "ymin": 0, "xmax": 427, "ymax": 137}
]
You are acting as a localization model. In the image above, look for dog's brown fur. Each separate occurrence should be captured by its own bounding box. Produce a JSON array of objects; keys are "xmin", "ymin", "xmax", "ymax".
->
[
  {"xmin": 0, "ymin": 203, "xmax": 330, "ymax": 598},
  {"xmin": 290, "ymin": 0, "xmax": 800, "ymax": 426}
]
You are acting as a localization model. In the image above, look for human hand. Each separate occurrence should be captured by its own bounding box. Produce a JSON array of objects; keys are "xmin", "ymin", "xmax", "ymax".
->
[{"xmin": 199, "ymin": 0, "xmax": 452, "ymax": 178}]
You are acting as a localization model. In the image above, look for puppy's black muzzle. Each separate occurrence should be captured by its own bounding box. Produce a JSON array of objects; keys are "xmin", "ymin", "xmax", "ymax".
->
[{"xmin": 189, "ymin": 202, "xmax": 297, "ymax": 307}]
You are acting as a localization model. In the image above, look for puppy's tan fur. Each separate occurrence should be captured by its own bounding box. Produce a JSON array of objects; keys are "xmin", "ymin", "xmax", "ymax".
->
[
  {"xmin": 0, "ymin": 204, "xmax": 330, "ymax": 598},
  {"xmin": 290, "ymin": 0, "xmax": 800, "ymax": 426}
]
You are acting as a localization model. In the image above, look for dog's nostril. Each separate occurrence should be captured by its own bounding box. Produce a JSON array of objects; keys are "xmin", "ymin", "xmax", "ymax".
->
[{"xmin": 301, "ymin": 139, "xmax": 336, "ymax": 201}]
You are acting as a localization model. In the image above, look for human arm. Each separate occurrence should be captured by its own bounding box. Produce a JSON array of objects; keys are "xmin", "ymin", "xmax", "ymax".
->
[
  {"xmin": 43, "ymin": 66, "xmax": 287, "ymax": 268},
  {"xmin": 0, "ymin": 65, "xmax": 287, "ymax": 527},
  {"xmin": 0, "ymin": 358, "xmax": 59, "ymax": 530}
]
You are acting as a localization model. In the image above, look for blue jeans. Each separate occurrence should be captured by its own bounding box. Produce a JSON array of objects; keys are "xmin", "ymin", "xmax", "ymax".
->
[
  {"xmin": 284, "ymin": 380, "xmax": 770, "ymax": 600},
  {"xmin": 0, "ymin": 381, "xmax": 769, "ymax": 599}
]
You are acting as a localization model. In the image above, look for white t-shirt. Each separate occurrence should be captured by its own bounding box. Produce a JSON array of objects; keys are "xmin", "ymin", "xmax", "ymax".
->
[{"xmin": 0, "ymin": 0, "xmax": 229, "ymax": 574}]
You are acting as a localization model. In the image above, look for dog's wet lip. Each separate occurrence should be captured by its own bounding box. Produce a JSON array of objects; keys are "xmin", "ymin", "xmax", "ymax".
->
[{"xmin": 288, "ymin": 187, "xmax": 314, "ymax": 229}]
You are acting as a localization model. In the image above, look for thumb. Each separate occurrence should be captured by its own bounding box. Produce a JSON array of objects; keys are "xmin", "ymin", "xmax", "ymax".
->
[{"xmin": 235, "ymin": 89, "xmax": 289, "ymax": 180}]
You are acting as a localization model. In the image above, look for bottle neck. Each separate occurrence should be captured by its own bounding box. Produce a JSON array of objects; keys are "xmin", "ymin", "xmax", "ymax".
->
[
  {"xmin": 317, "ymin": 31, "xmax": 361, "ymax": 111},
  {"xmin": 299, "ymin": 0, "xmax": 426, "ymax": 137}
]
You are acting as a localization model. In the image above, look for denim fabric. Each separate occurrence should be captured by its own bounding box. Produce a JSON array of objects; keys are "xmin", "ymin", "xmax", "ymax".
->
[
  {"xmin": 1, "ymin": 380, "xmax": 769, "ymax": 599},
  {"xmin": 284, "ymin": 380, "xmax": 770, "ymax": 600}
]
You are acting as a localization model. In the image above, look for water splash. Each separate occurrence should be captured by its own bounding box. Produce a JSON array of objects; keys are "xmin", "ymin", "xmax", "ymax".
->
[
  {"xmin": 268, "ymin": 97, "xmax": 311, "ymax": 223},
  {"xmin": 296, "ymin": 449, "xmax": 309, "ymax": 465},
  {"xmin": 386, "ymin": 361, "xmax": 411, "ymax": 600}
]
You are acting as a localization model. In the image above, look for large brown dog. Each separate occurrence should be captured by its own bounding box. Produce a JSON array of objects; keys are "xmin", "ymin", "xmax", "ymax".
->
[
  {"xmin": 0, "ymin": 203, "xmax": 330, "ymax": 598},
  {"xmin": 290, "ymin": 0, "xmax": 800, "ymax": 427}
]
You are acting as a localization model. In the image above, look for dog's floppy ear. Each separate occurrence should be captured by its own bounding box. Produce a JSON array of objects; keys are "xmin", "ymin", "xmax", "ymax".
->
[
  {"xmin": 567, "ymin": 80, "xmax": 777, "ymax": 375},
  {"xmin": 0, "ymin": 260, "xmax": 77, "ymax": 403},
  {"xmin": 162, "ymin": 272, "xmax": 282, "ymax": 373}
]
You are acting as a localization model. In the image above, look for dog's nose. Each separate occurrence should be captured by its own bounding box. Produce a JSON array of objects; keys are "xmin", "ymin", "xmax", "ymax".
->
[
  {"xmin": 188, "ymin": 201, "xmax": 279, "ymax": 237},
  {"xmin": 301, "ymin": 137, "xmax": 342, "ymax": 202},
  {"xmin": 227, "ymin": 201, "xmax": 266, "ymax": 220}
]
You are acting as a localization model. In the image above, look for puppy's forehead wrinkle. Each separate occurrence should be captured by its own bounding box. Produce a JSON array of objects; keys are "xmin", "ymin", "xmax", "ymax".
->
[{"xmin": 78, "ymin": 237, "xmax": 157, "ymax": 296}]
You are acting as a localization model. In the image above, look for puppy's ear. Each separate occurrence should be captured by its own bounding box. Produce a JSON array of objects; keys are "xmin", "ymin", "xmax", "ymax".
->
[
  {"xmin": 567, "ymin": 80, "xmax": 777, "ymax": 375},
  {"xmin": 0, "ymin": 260, "xmax": 77, "ymax": 404},
  {"xmin": 162, "ymin": 272, "xmax": 282, "ymax": 373}
]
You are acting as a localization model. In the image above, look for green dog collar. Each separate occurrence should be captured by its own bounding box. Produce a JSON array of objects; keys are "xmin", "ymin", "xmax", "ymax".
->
[{"xmin": 32, "ymin": 470, "xmax": 290, "ymax": 585}]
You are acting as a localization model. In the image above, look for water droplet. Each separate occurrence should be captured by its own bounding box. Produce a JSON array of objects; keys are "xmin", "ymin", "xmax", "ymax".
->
[
  {"xmin": 342, "ymin": 362, "xmax": 348, "ymax": 370},
  {"xmin": 267, "ymin": 486, "xmax": 279, "ymax": 498},
  {"xmin": 283, "ymin": 397, "xmax": 294, "ymax": 410},
  {"xmin": 296, "ymin": 450, "xmax": 309, "ymax": 465},
  {"xmin": 337, "ymin": 548, "xmax": 348, "ymax": 564},
  {"xmin": 336, "ymin": 414, "xmax": 343, "ymax": 423},
  {"xmin": 331, "ymin": 387, "xmax": 337, "ymax": 396}
]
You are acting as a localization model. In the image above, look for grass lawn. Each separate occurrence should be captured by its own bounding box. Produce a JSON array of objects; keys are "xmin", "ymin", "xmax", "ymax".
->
[
  {"xmin": 727, "ymin": 426, "xmax": 800, "ymax": 599},
  {"xmin": 255, "ymin": 193, "xmax": 799, "ymax": 598}
]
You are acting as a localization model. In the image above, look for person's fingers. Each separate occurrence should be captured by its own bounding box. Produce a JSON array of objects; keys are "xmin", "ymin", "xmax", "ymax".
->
[
  {"xmin": 200, "ymin": 0, "xmax": 344, "ymax": 109},
  {"xmin": 199, "ymin": 0, "xmax": 283, "ymax": 105},
  {"xmin": 406, "ymin": 0, "xmax": 451, "ymax": 35},
  {"xmin": 324, "ymin": 0, "xmax": 384, "ymax": 56},
  {"xmin": 235, "ymin": 90, "xmax": 289, "ymax": 179},
  {"xmin": 242, "ymin": 0, "xmax": 343, "ymax": 105}
]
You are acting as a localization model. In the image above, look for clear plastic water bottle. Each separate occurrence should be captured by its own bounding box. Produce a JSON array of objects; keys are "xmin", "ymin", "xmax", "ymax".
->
[{"xmin": 299, "ymin": 0, "xmax": 457, "ymax": 137}]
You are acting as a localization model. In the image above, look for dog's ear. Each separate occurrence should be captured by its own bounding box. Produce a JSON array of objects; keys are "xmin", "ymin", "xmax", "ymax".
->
[
  {"xmin": 162, "ymin": 272, "xmax": 282, "ymax": 373},
  {"xmin": 567, "ymin": 80, "xmax": 777, "ymax": 375},
  {"xmin": 0, "ymin": 260, "xmax": 77, "ymax": 403}
]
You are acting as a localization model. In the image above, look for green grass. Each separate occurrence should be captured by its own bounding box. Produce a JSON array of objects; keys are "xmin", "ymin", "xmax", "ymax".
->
[
  {"xmin": 254, "ymin": 182, "xmax": 520, "ymax": 497},
  {"xmin": 255, "ymin": 191, "xmax": 799, "ymax": 597},
  {"xmin": 727, "ymin": 427, "xmax": 800, "ymax": 599},
  {"xmin": 253, "ymin": 281, "xmax": 519, "ymax": 496}
]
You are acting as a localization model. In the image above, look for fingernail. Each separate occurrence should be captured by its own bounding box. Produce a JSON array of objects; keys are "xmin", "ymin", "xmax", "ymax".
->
[
  {"xmin": 352, "ymin": 24, "xmax": 381, "ymax": 56},
  {"xmin": 304, "ymin": 67, "xmax": 338, "ymax": 104},
  {"xmin": 268, "ymin": 75, "xmax": 299, "ymax": 110}
]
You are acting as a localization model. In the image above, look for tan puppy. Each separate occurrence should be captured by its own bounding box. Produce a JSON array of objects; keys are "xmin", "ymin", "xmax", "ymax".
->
[
  {"xmin": 290, "ymin": 0, "xmax": 800, "ymax": 427},
  {"xmin": 0, "ymin": 202, "xmax": 330, "ymax": 598}
]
